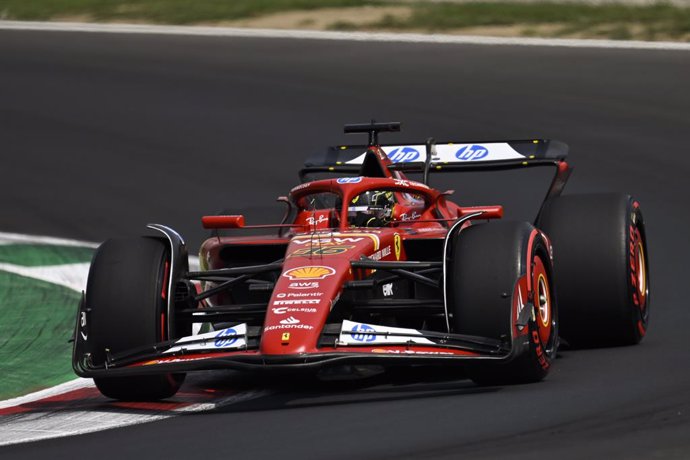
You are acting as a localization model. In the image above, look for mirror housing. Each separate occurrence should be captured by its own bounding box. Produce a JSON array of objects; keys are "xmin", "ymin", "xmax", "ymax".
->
[{"xmin": 202, "ymin": 215, "xmax": 245, "ymax": 229}]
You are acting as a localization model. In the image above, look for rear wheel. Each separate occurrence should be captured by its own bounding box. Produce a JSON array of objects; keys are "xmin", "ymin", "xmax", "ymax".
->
[
  {"xmin": 537, "ymin": 194, "xmax": 649, "ymax": 347},
  {"xmin": 448, "ymin": 221, "xmax": 558, "ymax": 385},
  {"xmin": 86, "ymin": 237, "xmax": 185, "ymax": 400}
]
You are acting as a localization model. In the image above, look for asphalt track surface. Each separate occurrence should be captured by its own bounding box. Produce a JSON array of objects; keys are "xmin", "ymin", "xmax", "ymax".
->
[{"xmin": 1, "ymin": 29, "xmax": 689, "ymax": 459}]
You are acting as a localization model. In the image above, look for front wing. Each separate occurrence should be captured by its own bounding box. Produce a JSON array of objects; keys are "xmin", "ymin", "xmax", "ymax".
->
[{"xmin": 73, "ymin": 318, "xmax": 534, "ymax": 378}]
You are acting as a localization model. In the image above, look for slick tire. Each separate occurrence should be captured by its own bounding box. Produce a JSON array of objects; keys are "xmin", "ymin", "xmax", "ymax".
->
[
  {"xmin": 448, "ymin": 221, "xmax": 558, "ymax": 385},
  {"xmin": 86, "ymin": 237, "xmax": 184, "ymax": 400},
  {"xmin": 537, "ymin": 193, "xmax": 649, "ymax": 347}
]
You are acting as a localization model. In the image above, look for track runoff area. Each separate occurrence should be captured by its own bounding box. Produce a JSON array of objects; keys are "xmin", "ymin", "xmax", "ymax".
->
[{"xmin": 0, "ymin": 232, "xmax": 267, "ymax": 446}]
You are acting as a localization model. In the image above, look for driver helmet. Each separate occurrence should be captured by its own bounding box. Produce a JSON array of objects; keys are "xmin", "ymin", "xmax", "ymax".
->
[{"xmin": 348, "ymin": 190, "xmax": 395, "ymax": 227}]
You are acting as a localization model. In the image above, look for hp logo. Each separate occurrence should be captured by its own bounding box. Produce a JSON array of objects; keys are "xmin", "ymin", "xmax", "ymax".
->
[
  {"xmin": 350, "ymin": 324, "xmax": 376, "ymax": 342},
  {"xmin": 214, "ymin": 328, "xmax": 238, "ymax": 347},
  {"xmin": 387, "ymin": 147, "xmax": 420, "ymax": 163},
  {"xmin": 455, "ymin": 145, "xmax": 489, "ymax": 161},
  {"xmin": 336, "ymin": 177, "xmax": 363, "ymax": 184}
]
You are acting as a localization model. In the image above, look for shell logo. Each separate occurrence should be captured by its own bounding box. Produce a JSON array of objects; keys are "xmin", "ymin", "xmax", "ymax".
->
[{"xmin": 283, "ymin": 265, "xmax": 336, "ymax": 280}]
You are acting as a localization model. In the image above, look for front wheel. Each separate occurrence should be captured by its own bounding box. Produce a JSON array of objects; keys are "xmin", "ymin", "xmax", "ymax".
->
[
  {"xmin": 85, "ymin": 237, "xmax": 185, "ymax": 400},
  {"xmin": 448, "ymin": 221, "xmax": 558, "ymax": 385}
]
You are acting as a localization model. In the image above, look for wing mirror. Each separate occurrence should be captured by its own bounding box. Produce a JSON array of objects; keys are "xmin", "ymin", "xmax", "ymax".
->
[{"xmin": 202, "ymin": 215, "xmax": 245, "ymax": 229}]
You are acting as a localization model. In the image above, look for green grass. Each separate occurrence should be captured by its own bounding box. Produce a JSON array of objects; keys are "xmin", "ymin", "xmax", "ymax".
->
[
  {"xmin": 374, "ymin": 2, "xmax": 690, "ymax": 39},
  {"xmin": 0, "ymin": 0, "xmax": 688, "ymax": 40},
  {"xmin": 0, "ymin": 244, "xmax": 94, "ymax": 267},
  {"xmin": 0, "ymin": 272, "xmax": 81, "ymax": 400},
  {"xmin": 0, "ymin": 0, "xmax": 383, "ymax": 23}
]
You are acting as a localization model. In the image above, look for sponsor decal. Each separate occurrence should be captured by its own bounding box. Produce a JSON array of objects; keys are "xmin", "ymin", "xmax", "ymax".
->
[
  {"xmin": 165, "ymin": 324, "xmax": 247, "ymax": 353},
  {"xmin": 516, "ymin": 284, "xmax": 525, "ymax": 318},
  {"xmin": 273, "ymin": 299, "xmax": 321, "ymax": 305},
  {"xmin": 382, "ymin": 283, "xmax": 394, "ymax": 297},
  {"xmin": 291, "ymin": 183, "xmax": 310, "ymax": 192},
  {"xmin": 339, "ymin": 320, "xmax": 434, "ymax": 346},
  {"xmin": 371, "ymin": 349, "xmax": 454, "ymax": 355},
  {"xmin": 289, "ymin": 246, "xmax": 353, "ymax": 257},
  {"xmin": 214, "ymin": 327, "xmax": 239, "ymax": 347},
  {"xmin": 279, "ymin": 316, "xmax": 300, "ymax": 325},
  {"xmin": 283, "ymin": 266, "xmax": 335, "ymax": 280},
  {"xmin": 272, "ymin": 306, "xmax": 318, "ymax": 314},
  {"xmin": 144, "ymin": 355, "xmax": 216, "ymax": 365},
  {"xmin": 264, "ymin": 324, "xmax": 314, "ymax": 331},
  {"xmin": 276, "ymin": 292, "xmax": 322, "ymax": 298},
  {"xmin": 350, "ymin": 323, "xmax": 377, "ymax": 342},
  {"xmin": 399, "ymin": 211, "xmax": 421, "ymax": 221},
  {"xmin": 370, "ymin": 245, "xmax": 392, "ymax": 261},
  {"xmin": 416, "ymin": 227, "xmax": 442, "ymax": 232},
  {"xmin": 387, "ymin": 147, "xmax": 420, "ymax": 163},
  {"xmin": 288, "ymin": 281, "xmax": 320, "ymax": 289},
  {"xmin": 306, "ymin": 215, "xmax": 329, "ymax": 226},
  {"xmin": 292, "ymin": 237, "xmax": 363, "ymax": 245},
  {"xmin": 532, "ymin": 330, "xmax": 550, "ymax": 370},
  {"xmin": 455, "ymin": 145, "xmax": 489, "ymax": 161},
  {"xmin": 347, "ymin": 143, "xmax": 523, "ymax": 165},
  {"xmin": 292, "ymin": 232, "xmax": 379, "ymax": 250},
  {"xmin": 394, "ymin": 233, "xmax": 402, "ymax": 260},
  {"xmin": 393, "ymin": 178, "xmax": 428, "ymax": 190},
  {"xmin": 79, "ymin": 311, "xmax": 88, "ymax": 341},
  {"xmin": 336, "ymin": 177, "xmax": 363, "ymax": 184}
]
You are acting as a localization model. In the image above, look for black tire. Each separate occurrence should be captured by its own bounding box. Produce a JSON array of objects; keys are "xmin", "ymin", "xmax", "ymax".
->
[
  {"xmin": 86, "ymin": 237, "xmax": 185, "ymax": 400},
  {"xmin": 448, "ymin": 221, "xmax": 558, "ymax": 385},
  {"xmin": 537, "ymin": 193, "xmax": 649, "ymax": 347}
]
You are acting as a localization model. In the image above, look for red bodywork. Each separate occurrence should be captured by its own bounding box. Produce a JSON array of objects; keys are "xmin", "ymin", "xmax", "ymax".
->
[
  {"xmin": 198, "ymin": 149, "xmax": 503, "ymax": 359},
  {"xmin": 74, "ymin": 136, "xmax": 569, "ymax": 377}
]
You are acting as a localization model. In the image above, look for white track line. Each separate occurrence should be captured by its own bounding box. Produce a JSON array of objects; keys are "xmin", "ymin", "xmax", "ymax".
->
[
  {"xmin": 0, "ymin": 262, "xmax": 91, "ymax": 293},
  {"xmin": 0, "ymin": 379, "xmax": 94, "ymax": 411},
  {"xmin": 0, "ymin": 386, "xmax": 270, "ymax": 447},
  {"xmin": 1, "ymin": 20, "xmax": 689, "ymax": 50},
  {"xmin": 0, "ymin": 231, "xmax": 98, "ymax": 248}
]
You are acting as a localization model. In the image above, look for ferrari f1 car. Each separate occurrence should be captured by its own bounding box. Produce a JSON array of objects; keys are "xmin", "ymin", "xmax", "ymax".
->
[{"xmin": 73, "ymin": 122, "xmax": 650, "ymax": 400}]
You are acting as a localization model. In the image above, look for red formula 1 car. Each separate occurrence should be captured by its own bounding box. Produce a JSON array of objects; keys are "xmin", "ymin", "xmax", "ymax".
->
[{"xmin": 73, "ymin": 122, "xmax": 650, "ymax": 400}]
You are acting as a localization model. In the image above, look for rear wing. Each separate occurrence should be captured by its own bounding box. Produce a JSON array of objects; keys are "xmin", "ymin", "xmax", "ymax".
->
[
  {"xmin": 302, "ymin": 139, "xmax": 567, "ymax": 175},
  {"xmin": 300, "ymin": 138, "xmax": 571, "ymax": 218}
]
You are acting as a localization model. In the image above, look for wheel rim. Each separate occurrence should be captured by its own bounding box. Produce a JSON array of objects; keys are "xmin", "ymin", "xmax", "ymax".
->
[
  {"xmin": 630, "ymin": 225, "xmax": 648, "ymax": 316},
  {"xmin": 635, "ymin": 238, "xmax": 647, "ymax": 310},
  {"xmin": 532, "ymin": 255, "xmax": 553, "ymax": 345}
]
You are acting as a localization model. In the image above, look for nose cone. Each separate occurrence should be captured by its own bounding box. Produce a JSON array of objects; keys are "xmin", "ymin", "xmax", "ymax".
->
[{"xmin": 259, "ymin": 232, "xmax": 381, "ymax": 355}]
